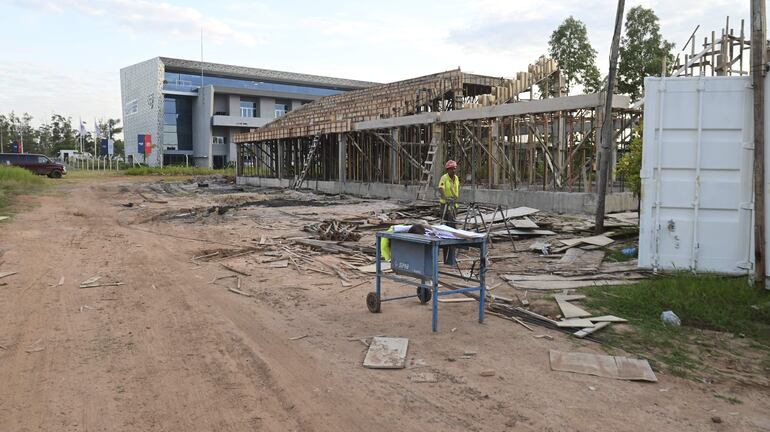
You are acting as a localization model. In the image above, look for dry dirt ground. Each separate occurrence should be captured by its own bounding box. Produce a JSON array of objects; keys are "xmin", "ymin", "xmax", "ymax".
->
[{"xmin": 0, "ymin": 176, "xmax": 768, "ymax": 432}]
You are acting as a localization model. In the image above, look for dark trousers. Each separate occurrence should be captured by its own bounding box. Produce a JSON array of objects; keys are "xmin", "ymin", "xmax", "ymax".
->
[{"xmin": 440, "ymin": 203, "xmax": 457, "ymax": 264}]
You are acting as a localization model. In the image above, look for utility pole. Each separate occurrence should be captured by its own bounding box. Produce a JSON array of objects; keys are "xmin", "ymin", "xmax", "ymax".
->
[
  {"xmin": 752, "ymin": 0, "xmax": 767, "ymax": 287},
  {"xmin": 595, "ymin": 0, "xmax": 625, "ymax": 233}
]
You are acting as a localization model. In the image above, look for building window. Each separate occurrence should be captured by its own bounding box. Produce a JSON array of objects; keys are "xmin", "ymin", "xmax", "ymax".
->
[
  {"xmin": 163, "ymin": 96, "xmax": 193, "ymax": 151},
  {"xmin": 213, "ymin": 136, "xmax": 225, "ymax": 145},
  {"xmin": 240, "ymin": 101, "xmax": 257, "ymax": 117},
  {"xmin": 126, "ymin": 99, "xmax": 138, "ymax": 115},
  {"xmin": 275, "ymin": 100, "xmax": 291, "ymax": 118}
]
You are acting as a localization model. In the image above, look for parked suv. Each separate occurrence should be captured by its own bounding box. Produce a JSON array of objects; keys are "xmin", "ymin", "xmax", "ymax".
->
[{"xmin": 0, "ymin": 153, "xmax": 67, "ymax": 178}]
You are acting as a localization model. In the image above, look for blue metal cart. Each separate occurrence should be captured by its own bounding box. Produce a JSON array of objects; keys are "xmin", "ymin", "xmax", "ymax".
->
[{"xmin": 368, "ymin": 231, "xmax": 487, "ymax": 332}]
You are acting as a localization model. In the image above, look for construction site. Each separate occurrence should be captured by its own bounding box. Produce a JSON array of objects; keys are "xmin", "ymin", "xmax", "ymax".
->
[
  {"xmin": 1, "ymin": 9, "xmax": 769, "ymax": 432},
  {"xmin": 234, "ymin": 56, "xmax": 640, "ymax": 214}
]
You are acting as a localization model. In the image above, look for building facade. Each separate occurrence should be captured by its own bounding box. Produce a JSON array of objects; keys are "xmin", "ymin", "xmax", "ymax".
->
[{"xmin": 120, "ymin": 57, "xmax": 375, "ymax": 168}]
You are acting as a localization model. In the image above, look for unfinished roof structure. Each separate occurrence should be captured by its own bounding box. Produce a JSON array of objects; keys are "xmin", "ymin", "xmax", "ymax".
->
[{"xmin": 234, "ymin": 56, "xmax": 640, "ymax": 213}]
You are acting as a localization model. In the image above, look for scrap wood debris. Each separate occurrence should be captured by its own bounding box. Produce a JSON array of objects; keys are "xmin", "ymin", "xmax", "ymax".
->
[{"xmin": 303, "ymin": 220, "xmax": 361, "ymax": 241}]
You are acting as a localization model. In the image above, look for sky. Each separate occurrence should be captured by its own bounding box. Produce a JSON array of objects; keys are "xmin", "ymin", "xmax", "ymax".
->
[{"xmin": 0, "ymin": 0, "xmax": 749, "ymax": 126}]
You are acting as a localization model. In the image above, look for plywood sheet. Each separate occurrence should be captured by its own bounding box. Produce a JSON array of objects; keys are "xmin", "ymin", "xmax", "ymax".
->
[
  {"xmin": 510, "ymin": 217, "xmax": 539, "ymax": 229},
  {"xmin": 556, "ymin": 318, "xmax": 595, "ymax": 328},
  {"xmin": 549, "ymin": 350, "xmax": 657, "ymax": 382},
  {"xmin": 554, "ymin": 294, "xmax": 591, "ymax": 318},
  {"xmin": 588, "ymin": 315, "xmax": 627, "ymax": 323},
  {"xmin": 479, "ymin": 207, "xmax": 540, "ymax": 224},
  {"xmin": 363, "ymin": 337, "xmax": 409, "ymax": 369},
  {"xmin": 560, "ymin": 235, "xmax": 614, "ymax": 248}
]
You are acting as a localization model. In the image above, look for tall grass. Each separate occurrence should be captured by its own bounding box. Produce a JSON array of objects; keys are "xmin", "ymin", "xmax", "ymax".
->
[
  {"xmin": 0, "ymin": 166, "xmax": 46, "ymax": 212},
  {"xmin": 123, "ymin": 166, "xmax": 235, "ymax": 176}
]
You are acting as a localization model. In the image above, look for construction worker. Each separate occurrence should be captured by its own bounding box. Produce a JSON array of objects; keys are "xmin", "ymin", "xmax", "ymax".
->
[{"xmin": 438, "ymin": 160, "xmax": 460, "ymax": 227}]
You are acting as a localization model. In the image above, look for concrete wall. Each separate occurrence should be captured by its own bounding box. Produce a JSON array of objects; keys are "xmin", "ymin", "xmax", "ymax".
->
[
  {"xmin": 212, "ymin": 94, "xmax": 228, "ymax": 115},
  {"xmin": 236, "ymin": 176, "xmax": 637, "ymax": 215},
  {"xmin": 120, "ymin": 57, "xmax": 164, "ymax": 166}
]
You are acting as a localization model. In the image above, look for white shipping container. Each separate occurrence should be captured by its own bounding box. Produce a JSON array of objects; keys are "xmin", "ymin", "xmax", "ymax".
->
[{"xmin": 639, "ymin": 76, "xmax": 755, "ymax": 275}]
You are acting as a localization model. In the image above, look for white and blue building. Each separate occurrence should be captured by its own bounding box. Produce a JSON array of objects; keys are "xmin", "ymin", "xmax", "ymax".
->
[{"xmin": 120, "ymin": 57, "xmax": 375, "ymax": 168}]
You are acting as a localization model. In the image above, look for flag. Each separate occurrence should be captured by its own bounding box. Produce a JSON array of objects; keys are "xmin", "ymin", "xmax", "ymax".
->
[
  {"xmin": 79, "ymin": 118, "xmax": 87, "ymax": 136},
  {"xmin": 137, "ymin": 134, "xmax": 145, "ymax": 154},
  {"xmin": 94, "ymin": 119, "xmax": 100, "ymax": 139},
  {"xmin": 108, "ymin": 122, "xmax": 112, "ymax": 138}
]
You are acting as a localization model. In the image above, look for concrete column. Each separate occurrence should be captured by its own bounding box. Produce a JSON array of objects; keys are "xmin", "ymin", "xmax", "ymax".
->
[
  {"xmin": 259, "ymin": 97, "xmax": 275, "ymax": 119},
  {"xmin": 192, "ymin": 85, "xmax": 214, "ymax": 168},
  {"xmin": 491, "ymin": 119, "xmax": 501, "ymax": 187},
  {"xmin": 338, "ymin": 134, "xmax": 347, "ymax": 183},
  {"xmin": 390, "ymin": 128, "xmax": 398, "ymax": 183},
  {"xmin": 277, "ymin": 140, "xmax": 284, "ymax": 180}
]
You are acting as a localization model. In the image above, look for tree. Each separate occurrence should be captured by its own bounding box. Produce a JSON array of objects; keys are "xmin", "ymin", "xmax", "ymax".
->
[
  {"xmin": 616, "ymin": 123, "xmax": 643, "ymax": 196},
  {"xmin": 618, "ymin": 6, "xmax": 675, "ymax": 100},
  {"xmin": 548, "ymin": 16, "xmax": 602, "ymax": 94}
]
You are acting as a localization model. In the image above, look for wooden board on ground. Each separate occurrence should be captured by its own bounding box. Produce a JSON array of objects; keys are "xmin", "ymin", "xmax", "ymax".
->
[
  {"xmin": 553, "ymin": 294, "xmax": 591, "ymax": 318},
  {"xmin": 363, "ymin": 337, "xmax": 409, "ymax": 369},
  {"xmin": 574, "ymin": 321, "xmax": 611, "ymax": 338},
  {"xmin": 549, "ymin": 350, "xmax": 657, "ymax": 382},
  {"xmin": 588, "ymin": 315, "xmax": 627, "ymax": 323},
  {"xmin": 357, "ymin": 262, "xmax": 391, "ymax": 273},
  {"xmin": 550, "ymin": 249, "xmax": 605, "ymax": 272},
  {"xmin": 490, "ymin": 229, "xmax": 556, "ymax": 237},
  {"xmin": 503, "ymin": 276, "xmax": 638, "ymax": 290},
  {"xmin": 478, "ymin": 207, "xmax": 539, "ymax": 224},
  {"xmin": 555, "ymin": 318, "xmax": 595, "ymax": 328},
  {"xmin": 559, "ymin": 234, "xmax": 614, "ymax": 248},
  {"xmin": 438, "ymin": 297, "xmax": 475, "ymax": 303},
  {"xmin": 510, "ymin": 217, "xmax": 539, "ymax": 229},
  {"xmin": 268, "ymin": 260, "xmax": 289, "ymax": 268}
]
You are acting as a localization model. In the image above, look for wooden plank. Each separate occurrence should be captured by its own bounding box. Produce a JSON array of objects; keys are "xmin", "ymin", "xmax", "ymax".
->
[
  {"xmin": 356, "ymin": 262, "xmax": 391, "ymax": 273},
  {"xmin": 588, "ymin": 315, "xmax": 627, "ymax": 323},
  {"xmin": 555, "ymin": 318, "xmax": 595, "ymax": 328},
  {"xmin": 510, "ymin": 217, "xmax": 539, "ymax": 229},
  {"xmin": 549, "ymin": 350, "xmax": 657, "ymax": 382},
  {"xmin": 554, "ymin": 294, "xmax": 592, "ymax": 319},
  {"xmin": 0, "ymin": 271, "xmax": 18, "ymax": 279},
  {"xmin": 478, "ymin": 207, "xmax": 540, "ymax": 224},
  {"xmin": 574, "ymin": 321, "xmax": 611, "ymax": 338},
  {"xmin": 438, "ymin": 297, "xmax": 475, "ymax": 303},
  {"xmin": 560, "ymin": 234, "xmax": 614, "ymax": 247},
  {"xmin": 363, "ymin": 337, "xmax": 409, "ymax": 369},
  {"xmin": 267, "ymin": 260, "xmax": 289, "ymax": 268}
]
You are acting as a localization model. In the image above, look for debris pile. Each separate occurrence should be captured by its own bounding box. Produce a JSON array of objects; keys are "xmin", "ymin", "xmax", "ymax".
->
[{"xmin": 303, "ymin": 220, "xmax": 361, "ymax": 241}]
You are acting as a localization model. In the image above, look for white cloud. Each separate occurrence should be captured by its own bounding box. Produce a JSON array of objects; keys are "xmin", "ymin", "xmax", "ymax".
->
[{"xmin": 13, "ymin": 0, "xmax": 262, "ymax": 46}]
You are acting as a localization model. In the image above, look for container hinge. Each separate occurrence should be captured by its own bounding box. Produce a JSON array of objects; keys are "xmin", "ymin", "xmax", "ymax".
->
[
  {"xmin": 739, "ymin": 202, "xmax": 754, "ymax": 210},
  {"xmin": 742, "ymin": 140, "xmax": 754, "ymax": 150}
]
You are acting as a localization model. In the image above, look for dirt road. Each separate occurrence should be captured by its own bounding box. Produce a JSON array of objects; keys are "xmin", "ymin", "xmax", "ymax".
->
[{"xmin": 0, "ymin": 177, "xmax": 768, "ymax": 431}]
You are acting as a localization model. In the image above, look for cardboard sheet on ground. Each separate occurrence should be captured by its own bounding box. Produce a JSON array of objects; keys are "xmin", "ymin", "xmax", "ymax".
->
[
  {"xmin": 549, "ymin": 350, "xmax": 657, "ymax": 382},
  {"xmin": 363, "ymin": 337, "xmax": 409, "ymax": 369}
]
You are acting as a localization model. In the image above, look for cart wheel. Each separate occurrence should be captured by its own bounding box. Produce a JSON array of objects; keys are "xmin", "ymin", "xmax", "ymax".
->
[
  {"xmin": 366, "ymin": 292, "xmax": 381, "ymax": 313},
  {"xmin": 417, "ymin": 286, "xmax": 432, "ymax": 304}
]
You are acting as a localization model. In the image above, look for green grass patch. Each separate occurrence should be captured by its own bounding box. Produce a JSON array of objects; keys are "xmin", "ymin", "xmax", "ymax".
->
[
  {"xmin": 0, "ymin": 166, "xmax": 47, "ymax": 213},
  {"xmin": 122, "ymin": 166, "xmax": 235, "ymax": 176},
  {"xmin": 584, "ymin": 273, "xmax": 770, "ymax": 378},
  {"xmin": 713, "ymin": 394, "xmax": 743, "ymax": 405},
  {"xmin": 586, "ymin": 273, "xmax": 770, "ymax": 343}
]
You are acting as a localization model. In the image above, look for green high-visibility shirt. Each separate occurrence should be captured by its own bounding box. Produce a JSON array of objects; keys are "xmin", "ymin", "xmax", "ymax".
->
[{"xmin": 439, "ymin": 173, "xmax": 460, "ymax": 206}]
